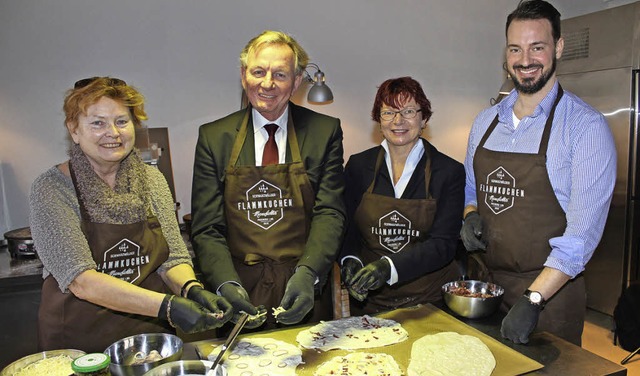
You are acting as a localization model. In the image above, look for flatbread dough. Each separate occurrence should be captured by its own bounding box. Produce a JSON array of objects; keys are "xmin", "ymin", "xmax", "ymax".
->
[
  {"xmin": 314, "ymin": 352, "xmax": 403, "ymax": 376},
  {"xmin": 297, "ymin": 315, "xmax": 408, "ymax": 351},
  {"xmin": 207, "ymin": 337, "xmax": 302, "ymax": 376},
  {"xmin": 407, "ymin": 332, "xmax": 496, "ymax": 376}
]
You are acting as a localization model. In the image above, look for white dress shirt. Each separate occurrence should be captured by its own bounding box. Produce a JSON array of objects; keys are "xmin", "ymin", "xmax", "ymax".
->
[{"xmin": 252, "ymin": 107, "xmax": 288, "ymax": 166}]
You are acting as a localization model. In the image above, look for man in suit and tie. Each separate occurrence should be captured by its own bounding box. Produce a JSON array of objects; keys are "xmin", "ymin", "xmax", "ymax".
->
[{"xmin": 191, "ymin": 30, "xmax": 346, "ymax": 329}]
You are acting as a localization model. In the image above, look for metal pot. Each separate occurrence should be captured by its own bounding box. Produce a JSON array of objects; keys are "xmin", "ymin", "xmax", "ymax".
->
[{"xmin": 3, "ymin": 227, "xmax": 37, "ymax": 258}]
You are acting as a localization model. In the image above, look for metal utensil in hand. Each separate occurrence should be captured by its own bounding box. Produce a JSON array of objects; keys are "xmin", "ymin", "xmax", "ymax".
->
[{"xmin": 207, "ymin": 312, "xmax": 250, "ymax": 376}]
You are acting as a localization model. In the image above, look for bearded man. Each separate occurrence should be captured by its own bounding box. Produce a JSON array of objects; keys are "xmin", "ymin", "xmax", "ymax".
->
[{"xmin": 460, "ymin": 0, "xmax": 616, "ymax": 346}]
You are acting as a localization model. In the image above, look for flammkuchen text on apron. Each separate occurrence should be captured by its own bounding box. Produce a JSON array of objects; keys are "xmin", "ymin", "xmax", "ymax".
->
[{"xmin": 370, "ymin": 210, "xmax": 421, "ymax": 253}]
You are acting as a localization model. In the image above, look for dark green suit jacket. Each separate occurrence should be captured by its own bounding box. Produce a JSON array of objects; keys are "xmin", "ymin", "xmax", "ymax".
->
[{"xmin": 191, "ymin": 102, "xmax": 346, "ymax": 290}]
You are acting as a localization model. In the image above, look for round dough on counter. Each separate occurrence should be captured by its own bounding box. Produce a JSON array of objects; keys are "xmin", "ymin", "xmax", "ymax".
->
[
  {"xmin": 314, "ymin": 352, "xmax": 403, "ymax": 376},
  {"xmin": 297, "ymin": 315, "xmax": 408, "ymax": 351},
  {"xmin": 207, "ymin": 337, "xmax": 302, "ymax": 376},
  {"xmin": 407, "ymin": 332, "xmax": 495, "ymax": 376}
]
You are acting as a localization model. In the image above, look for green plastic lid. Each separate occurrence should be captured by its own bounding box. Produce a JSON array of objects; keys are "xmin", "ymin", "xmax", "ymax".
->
[{"xmin": 72, "ymin": 353, "xmax": 110, "ymax": 372}]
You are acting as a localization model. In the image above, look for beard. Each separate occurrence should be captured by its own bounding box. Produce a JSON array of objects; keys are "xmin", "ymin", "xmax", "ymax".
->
[{"xmin": 510, "ymin": 56, "xmax": 556, "ymax": 95}]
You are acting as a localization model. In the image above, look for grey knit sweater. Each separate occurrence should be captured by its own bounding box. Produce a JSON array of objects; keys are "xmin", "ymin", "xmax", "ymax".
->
[{"xmin": 29, "ymin": 165, "xmax": 192, "ymax": 292}]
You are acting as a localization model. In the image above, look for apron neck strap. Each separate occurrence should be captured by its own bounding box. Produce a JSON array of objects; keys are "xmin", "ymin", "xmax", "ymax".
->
[
  {"xmin": 538, "ymin": 84, "xmax": 564, "ymax": 157},
  {"xmin": 285, "ymin": 108, "xmax": 303, "ymax": 162},
  {"xmin": 230, "ymin": 106, "xmax": 302, "ymax": 166},
  {"xmin": 479, "ymin": 84, "xmax": 564, "ymax": 157},
  {"xmin": 68, "ymin": 160, "xmax": 90, "ymax": 221}
]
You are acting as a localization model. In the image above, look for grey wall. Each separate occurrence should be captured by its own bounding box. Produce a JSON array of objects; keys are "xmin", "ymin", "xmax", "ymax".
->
[{"xmin": 0, "ymin": 0, "xmax": 636, "ymax": 233}]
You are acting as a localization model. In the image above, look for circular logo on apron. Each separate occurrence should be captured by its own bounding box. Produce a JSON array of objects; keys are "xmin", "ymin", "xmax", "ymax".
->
[
  {"xmin": 372, "ymin": 210, "xmax": 420, "ymax": 253},
  {"xmin": 97, "ymin": 238, "xmax": 148, "ymax": 283},
  {"xmin": 238, "ymin": 179, "xmax": 293, "ymax": 230},
  {"xmin": 480, "ymin": 166, "xmax": 525, "ymax": 215}
]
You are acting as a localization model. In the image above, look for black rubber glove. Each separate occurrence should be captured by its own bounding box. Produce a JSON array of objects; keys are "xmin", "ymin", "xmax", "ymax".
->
[
  {"xmin": 341, "ymin": 258, "xmax": 363, "ymax": 287},
  {"xmin": 187, "ymin": 286, "xmax": 234, "ymax": 324},
  {"xmin": 349, "ymin": 258, "xmax": 391, "ymax": 301},
  {"xmin": 500, "ymin": 295, "xmax": 542, "ymax": 344},
  {"xmin": 277, "ymin": 266, "xmax": 316, "ymax": 325},
  {"xmin": 219, "ymin": 284, "xmax": 266, "ymax": 329},
  {"xmin": 341, "ymin": 258, "xmax": 368, "ymax": 301},
  {"xmin": 157, "ymin": 295, "xmax": 225, "ymax": 333},
  {"xmin": 460, "ymin": 211, "xmax": 487, "ymax": 251}
]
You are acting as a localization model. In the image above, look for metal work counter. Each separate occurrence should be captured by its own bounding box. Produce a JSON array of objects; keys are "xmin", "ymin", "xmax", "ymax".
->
[
  {"xmin": 0, "ymin": 247, "xmax": 43, "ymax": 292},
  {"xmin": 0, "ymin": 248, "xmax": 43, "ymax": 368}
]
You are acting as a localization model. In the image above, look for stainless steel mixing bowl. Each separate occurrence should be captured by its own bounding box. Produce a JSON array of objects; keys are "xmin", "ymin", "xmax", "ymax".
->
[
  {"xmin": 0, "ymin": 349, "xmax": 86, "ymax": 375},
  {"xmin": 104, "ymin": 333, "xmax": 183, "ymax": 376},
  {"xmin": 442, "ymin": 280, "xmax": 504, "ymax": 319}
]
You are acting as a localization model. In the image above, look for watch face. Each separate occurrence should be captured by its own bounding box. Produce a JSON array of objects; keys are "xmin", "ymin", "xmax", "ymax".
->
[{"xmin": 529, "ymin": 291, "xmax": 543, "ymax": 304}]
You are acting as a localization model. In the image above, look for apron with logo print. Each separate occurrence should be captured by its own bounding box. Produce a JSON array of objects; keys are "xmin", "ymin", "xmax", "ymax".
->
[
  {"xmin": 352, "ymin": 142, "xmax": 459, "ymax": 314},
  {"xmin": 38, "ymin": 163, "xmax": 172, "ymax": 352},
  {"xmin": 473, "ymin": 85, "xmax": 586, "ymax": 345},
  {"xmin": 224, "ymin": 109, "xmax": 328, "ymax": 325}
]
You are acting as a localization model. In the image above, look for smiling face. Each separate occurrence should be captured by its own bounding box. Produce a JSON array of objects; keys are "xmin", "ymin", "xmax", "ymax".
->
[
  {"xmin": 506, "ymin": 18, "xmax": 563, "ymax": 95},
  {"xmin": 241, "ymin": 43, "xmax": 303, "ymax": 121},
  {"xmin": 68, "ymin": 96, "xmax": 135, "ymax": 174},
  {"xmin": 380, "ymin": 97, "xmax": 425, "ymax": 151}
]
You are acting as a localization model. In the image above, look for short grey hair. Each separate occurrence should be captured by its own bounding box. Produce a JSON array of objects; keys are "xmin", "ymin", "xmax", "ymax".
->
[{"xmin": 239, "ymin": 30, "xmax": 309, "ymax": 75}]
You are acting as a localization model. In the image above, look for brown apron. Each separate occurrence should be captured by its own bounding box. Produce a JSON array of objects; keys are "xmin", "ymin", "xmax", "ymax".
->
[
  {"xmin": 351, "ymin": 142, "xmax": 459, "ymax": 315},
  {"xmin": 473, "ymin": 85, "xmax": 585, "ymax": 345},
  {"xmin": 224, "ymin": 109, "xmax": 329, "ymax": 326},
  {"xmin": 38, "ymin": 163, "xmax": 172, "ymax": 353}
]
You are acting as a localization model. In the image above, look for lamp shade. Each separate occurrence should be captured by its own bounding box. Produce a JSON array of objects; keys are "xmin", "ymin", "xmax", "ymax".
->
[{"xmin": 307, "ymin": 71, "xmax": 333, "ymax": 103}]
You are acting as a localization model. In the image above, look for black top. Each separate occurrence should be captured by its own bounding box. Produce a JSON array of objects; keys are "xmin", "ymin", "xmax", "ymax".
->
[{"xmin": 341, "ymin": 141, "xmax": 465, "ymax": 282}]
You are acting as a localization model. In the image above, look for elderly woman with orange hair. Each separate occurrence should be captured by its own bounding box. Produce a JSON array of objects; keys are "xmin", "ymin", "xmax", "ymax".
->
[
  {"xmin": 340, "ymin": 77, "xmax": 464, "ymax": 315},
  {"xmin": 30, "ymin": 77, "xmax": 232, "ymax": 352}
]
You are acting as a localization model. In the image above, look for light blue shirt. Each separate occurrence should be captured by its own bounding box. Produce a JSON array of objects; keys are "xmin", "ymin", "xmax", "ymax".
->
[{"xmin": 463, "ymin": 81, "xmax": 616, "ymax": 278}]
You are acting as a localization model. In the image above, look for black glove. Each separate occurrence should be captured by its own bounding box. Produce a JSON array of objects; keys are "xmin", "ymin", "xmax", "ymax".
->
[
  {"xmin": 349, "ymin": 258, "xmax": 391, "ymax": 302},
  {"xmin": 219, "ymin": 284, "xmax": 266, "ymax": 329},
  {"xmin": 460, "ymin": 211, "xmax": 487, "ymax": 251},
  {"xmin": 187, "ymin": 286, "xmax": 234, "ymax": 324},
  {"xmin": 500, "ymin": 295, "xmax": 542, "ymax": 344},
  {"xmin": 276, "ymin": 266, "xmax": 316, "ymax": 325},
  {"xmin": 342, "ymin": 258, "xmax": 368, "ymax": 301},
  {"xmin": 341, "ymin": 258, "xmax": 363, "ymax": 287},
  {"xmin": 157, "ymin": 295, "xmax": 226, "ymax": 333}
]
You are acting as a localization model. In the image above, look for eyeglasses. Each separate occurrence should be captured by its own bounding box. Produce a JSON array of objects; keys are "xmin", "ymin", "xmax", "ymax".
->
[
  {"xmin": 380, "ymin": 108, "xmax": 421, "ymax": 121},
  {"xmin": 74, "ymin": 77, "xmax": 127, "ymax": 89}
]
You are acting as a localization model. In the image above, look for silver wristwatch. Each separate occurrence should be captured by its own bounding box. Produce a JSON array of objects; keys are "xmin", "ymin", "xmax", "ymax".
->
[{"xmin": 524, "ymin": 289, "xmax": 546, "ymax": 308}]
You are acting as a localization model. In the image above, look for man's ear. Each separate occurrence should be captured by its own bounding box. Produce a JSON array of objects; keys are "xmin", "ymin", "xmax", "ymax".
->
[
  {"xmin": 240, "ymin": 67, "xmax": 248, "ymax": 91},
  {"xmin": 293, "ymin": 72, "xmax": 304, "ymax": 93},
  {"xmin": 555, "ymin": 37, "xmax": 564, "ymax": 59}
]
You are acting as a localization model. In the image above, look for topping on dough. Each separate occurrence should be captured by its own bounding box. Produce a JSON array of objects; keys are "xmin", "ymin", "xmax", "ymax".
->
[
  {"xmin": 314, "ymin": 352, "xmax": 403, "ymax": 376},
  {"xmin": 407, "ymin": 332, "xmax": 496, "ymax": 376},
  {"xmin": 297, "ymin": 315, "xmax": 408, "ymax": 351},
  {"xmin": 207, "ymin": 337, "xmax": 302, "ymax": 376}
]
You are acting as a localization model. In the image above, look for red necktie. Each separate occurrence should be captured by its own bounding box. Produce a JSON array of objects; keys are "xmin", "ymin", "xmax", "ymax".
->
[{"xmin": 262, "ymin": 124, "xmax": 279, "ymax": 165}]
